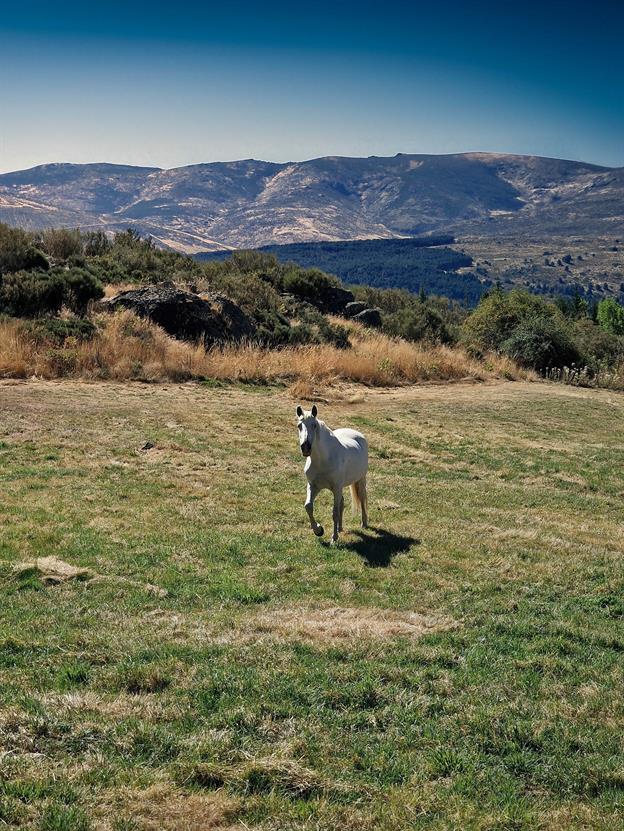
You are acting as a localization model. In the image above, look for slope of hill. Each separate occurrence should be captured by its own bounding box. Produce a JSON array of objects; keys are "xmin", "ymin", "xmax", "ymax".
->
[{"xmin": 0, "ymin": 153, "xmax": 622, "ymax": 253}]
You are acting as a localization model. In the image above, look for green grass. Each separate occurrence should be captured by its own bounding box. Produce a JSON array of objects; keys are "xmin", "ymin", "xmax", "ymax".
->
[{"xmin": 0, "ymin": 379, "xmax": 623, "ymax": 830}]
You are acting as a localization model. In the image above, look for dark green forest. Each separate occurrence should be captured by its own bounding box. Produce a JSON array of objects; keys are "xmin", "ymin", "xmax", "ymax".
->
[{"xmin": 199, "ymin": 237, "xmax": 486, "ymax": 304}]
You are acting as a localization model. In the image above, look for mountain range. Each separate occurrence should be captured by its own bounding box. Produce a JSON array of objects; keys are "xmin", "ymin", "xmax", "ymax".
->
[{"xmin": 0, "ymin": 153, "xmax": 622, "ymax": 253}]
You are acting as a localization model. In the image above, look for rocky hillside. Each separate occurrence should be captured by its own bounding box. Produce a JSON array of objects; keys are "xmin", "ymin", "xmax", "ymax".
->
[{"xmin": 0, "ymin": 153, "xmax": 622, "ymax": 252}]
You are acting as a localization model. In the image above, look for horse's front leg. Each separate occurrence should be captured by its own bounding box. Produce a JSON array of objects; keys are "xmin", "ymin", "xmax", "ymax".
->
[
  {"xmin": 305, "ymin": 482, "xmax": 324, "ymax": 537},
  {"xmin": 331, "ymin": 488, "xmax": 342, "ymax": 544},
  {"xmin": 338, "ymin": 492, "xmax": 345, "ymax": 532}
]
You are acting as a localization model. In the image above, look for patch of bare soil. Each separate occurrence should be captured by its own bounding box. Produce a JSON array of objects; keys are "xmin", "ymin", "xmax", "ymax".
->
[{"xmin": 247, "ymin": 605, "xmax": 456, "ymax": 644}]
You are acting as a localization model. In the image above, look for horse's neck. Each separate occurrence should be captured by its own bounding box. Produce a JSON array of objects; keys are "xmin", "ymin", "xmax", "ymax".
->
[{"xmin": 311, "ymin": 421, "xmax": 335, "ymax": 463}]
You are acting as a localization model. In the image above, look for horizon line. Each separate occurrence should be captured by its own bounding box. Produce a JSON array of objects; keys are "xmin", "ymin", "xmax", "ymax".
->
[{"xmin": 0, "ymin": 150, "xmax": 621, "ymax": 177}]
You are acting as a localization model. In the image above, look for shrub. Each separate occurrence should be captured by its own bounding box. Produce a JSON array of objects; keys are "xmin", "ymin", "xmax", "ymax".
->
[
  {"xmin": 596, "ymin": 298, "xmax": 624, "ymax": 336},
  {"xmin": 500, "ymin": 315, "xmax": 580, "ymax": 370},
  {"xmin": 40, "ymin": 228, "xmax": 84, "ymax": 262},
  {"xmin": 281, "ymin": 266, "xmax": 341, "ymax": 304},
  {"xmin": 0, "ymin": 223, "xmax": 49, "ymax": 275},
  {"xmin": 571, "ymin": 318, "xmax": 624, "ymax": 370},
  {"xmin": 317, "ymin": 318, "xmax": 350, "ymax": 349},
  {"xmin": 61, "ymin": 268, "xmax": 105, "ymax": 313},
  {"xmin": 462, "ymin": 289, "xmax": 564, "ymax": 353},
  {"xmin": 0, "ymin": 268, "xmax": 103, "ymax": 317},
  {"xmin": 83, "ymin": 230, "xmax": 111, "ymax": 257},
  {"xmin": 87, "ymin": 229, "xmax": 201, "ymax": 285},
  {"xmin": 0, "ymin": 271, "xmax": 68, "ymax": 316},
  {"xmin": 385, "ymin": 304, "xmax": 452, "ymax": 344},
  {"xmin": 25, "ymin": 318, "xmax": 96, "ymax": 345}
]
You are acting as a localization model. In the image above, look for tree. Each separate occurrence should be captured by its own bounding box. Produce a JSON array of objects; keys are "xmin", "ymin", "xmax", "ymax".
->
[
  {"xmin": 501, "ymin": 316, "xmax": 579, "ymax": 370},
  {"xmin": 461, "ymin": 289, "xmax": 559, "ymax": 353},
  {"xmin": 596, "ymin": 298, "xmax": 624, "ymax": 336}
]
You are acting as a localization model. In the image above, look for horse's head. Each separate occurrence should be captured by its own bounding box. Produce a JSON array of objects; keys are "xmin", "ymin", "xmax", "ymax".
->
[{"xmin": 296, "ymin": 404, "xmax": 318, "ymax": 457}]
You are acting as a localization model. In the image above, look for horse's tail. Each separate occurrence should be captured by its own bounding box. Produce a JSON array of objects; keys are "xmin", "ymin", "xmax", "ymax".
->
[
  {"xmin": 350, "ymin": 477, "xmax": 367, "ymax": 515},
  {"xmin": 349, "ymin": 482, "xmax": 361, "ymax": 514}
]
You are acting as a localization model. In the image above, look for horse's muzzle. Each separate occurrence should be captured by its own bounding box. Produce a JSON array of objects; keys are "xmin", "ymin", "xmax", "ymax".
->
[{"xmin": 300, "ymin": 441, "xmax": 311, "ymax": 456}]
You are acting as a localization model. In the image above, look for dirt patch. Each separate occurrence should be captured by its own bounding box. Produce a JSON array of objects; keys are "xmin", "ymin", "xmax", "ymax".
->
[
  {"xmin": 96, "ymin": 785, "xmax": 240, "ymax": 831},
  {"xmin": 247, "ymin": 606, "xmax": 456, "ymax": 644}
]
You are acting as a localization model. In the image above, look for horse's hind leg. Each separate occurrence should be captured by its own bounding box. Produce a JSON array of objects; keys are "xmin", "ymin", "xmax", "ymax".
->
[
  {"xmin": 357, "ymin": 478, "xmax": 368, "ymax": 528},
  {"xmin": 305, "ymin": 483, "xmax": 324, "ymax": 537}
]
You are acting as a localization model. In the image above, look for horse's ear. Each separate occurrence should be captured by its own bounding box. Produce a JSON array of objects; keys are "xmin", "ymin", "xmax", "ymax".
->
[
  {"xmin": 296, "ymin": 405, "xmax": 303, "ymax": 417},
  {"xmin": 311, "ymin": 404, "xmax": 318, "ymax": 418}
]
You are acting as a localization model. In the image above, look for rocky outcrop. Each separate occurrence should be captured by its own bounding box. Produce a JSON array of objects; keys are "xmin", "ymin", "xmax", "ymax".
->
[
  {"xmin": 343, "ymin": 301, "xmax": 369, "ymax": 318},
  {"xmin": 353, "ymin": 308, "xmax": 383, "ymax": 328},
  {"xmin": 103, "ymin": 281, "xmax": 256, "ymax": 345},
  {"xmin": 313, "ymin": 285, "xmax": 355, "ymax": 314}
]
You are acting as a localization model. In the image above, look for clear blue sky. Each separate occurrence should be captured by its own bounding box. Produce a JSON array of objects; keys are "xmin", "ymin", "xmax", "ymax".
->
[{"xmin": 1, "ymin": 0, "xmax": 622, "ymax": 172}]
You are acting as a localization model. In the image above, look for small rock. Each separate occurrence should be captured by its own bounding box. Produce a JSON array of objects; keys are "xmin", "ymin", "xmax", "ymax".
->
[
  {"xmin": 353, "ymin": 308, "xmax": 383, "ymax": 328},
  {"xmin": 343, "ymin": 301, "xmax": 369, "ymax": 318},
  {"xmin": 140, "ymin": 441, "xmax": 155, "ymax": 451}
]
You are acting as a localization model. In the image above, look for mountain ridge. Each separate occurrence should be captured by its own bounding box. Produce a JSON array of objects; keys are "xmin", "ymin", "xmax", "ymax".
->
[{"xmin": 0, "ymin": 152, "xmax": 622, "ymax": 252}]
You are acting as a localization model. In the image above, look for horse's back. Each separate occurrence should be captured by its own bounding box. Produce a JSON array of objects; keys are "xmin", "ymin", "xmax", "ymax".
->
[
  {"xmin": 333, "ymin": 428, "xmax": 368, "ymax": 483},
  {"xmin": 334, "ymin": 428, "xmax": 367, "ymax": 453}
]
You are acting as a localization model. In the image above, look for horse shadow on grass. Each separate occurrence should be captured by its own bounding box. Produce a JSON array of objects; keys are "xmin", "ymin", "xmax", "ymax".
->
[{"xmin": 324, "ymin": 525, "xmax": 420, "ymax": 568}]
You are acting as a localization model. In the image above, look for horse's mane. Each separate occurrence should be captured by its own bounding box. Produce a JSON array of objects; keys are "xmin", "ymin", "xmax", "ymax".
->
[{"xmin": 317, "ymin": 418, "xmax": 333, "ymax": 437}]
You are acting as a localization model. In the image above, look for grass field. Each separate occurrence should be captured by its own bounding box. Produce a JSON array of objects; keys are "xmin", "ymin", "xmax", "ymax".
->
[{"xmin": 1, "ymin": 378, "xmax": 623, "ymax": 830}]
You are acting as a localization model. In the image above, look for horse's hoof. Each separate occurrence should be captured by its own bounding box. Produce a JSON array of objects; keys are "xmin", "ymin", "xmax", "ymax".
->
[
  {"xmin": 314, "ymin": 525, "xmax": 324, "ymax": 537},
  {"xmin": 330, "ymin": 537, "xmax": 338, "ymax": 546}
]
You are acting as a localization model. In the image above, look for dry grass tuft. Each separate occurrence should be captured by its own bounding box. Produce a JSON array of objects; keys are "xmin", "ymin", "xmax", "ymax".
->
[
  {"xmin": 0, "ymin": 311, "xmax": 532, "ymax": 386},
  {"xmin": 96, "ymin": 784, "xmax": 240, "ymax": 831},
  {"xmin": 236, "ymin": 758, "xmax": 327, "ymax": 799},
  {"xmin": 247, "ymin": 605, "xmax": 457, "ymax": 644},
  {"xmin": 180, "ymin": 757, "xmax": 333, "ymax": 801}
]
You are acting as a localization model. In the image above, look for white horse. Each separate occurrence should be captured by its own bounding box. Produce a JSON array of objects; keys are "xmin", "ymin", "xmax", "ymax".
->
[{"xmin": 296, "ymin": 404, "xmax": 368, "ymax": 544}]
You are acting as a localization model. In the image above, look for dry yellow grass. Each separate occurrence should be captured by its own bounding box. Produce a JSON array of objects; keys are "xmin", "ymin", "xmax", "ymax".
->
[
  {"xmin": 246, "ymin": 605, "xmax": 457, "ymax": 644},
  {"xmin": 0, "ymin": 310, "xmax": 531, "ymax": 386},
  {"xmin": 95, "ymin": 785, "xmax": 240, "ymax": 831}
]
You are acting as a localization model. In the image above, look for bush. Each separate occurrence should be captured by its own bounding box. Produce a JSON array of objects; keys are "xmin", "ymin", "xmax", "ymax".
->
[
  {"xmin": 60, "ymin": 268, "xmax": 104, "ymax": 313},
  {"xmin": 596, "ymin": 298, "xmax": 624, "ymax": 336},
  {"xmin": 0, "ymin": 224, "xmax": 49, "ymax": 275},
  {"xmin": 0, "ymin": 271, "xmax": 67, "ymax": 316},
  {"xmin": 571, "ymin": 318, "xmax": 624, "ymax": 370},
  {"xmin": 88, "ymin": 229, "xmax": 201, "ymax": 285},
  {"xmin": 281, "ymin": 266, "xmax": 341, "ymax": 303},
  {"xmin": 462, "ymin": 289, "xmax": 561, "ymax": 354},
  {"xmin": 83, "ymin": 230, "xmax": 111, "ymax": 257},
  {"xmin": 385, "ymin": 304, "xmax": 452, "ymax": 344},
  {"xmin": 0, "ymin": 268, "xmax": 103, "ymax": 317},
  {"xmin": 500, "ymin": 316, "xmax": 580, "ymax": 370},
  {"xmin": 352, "ymin": 284, "xmax": 464, "ymax": 343},
  {"xmin": 40, "ymin": 228, "xmax": 84, "ymax": 262},
  {"xmin": 25, "ymin": 318, "xmax": 97, "ymax": 345}
]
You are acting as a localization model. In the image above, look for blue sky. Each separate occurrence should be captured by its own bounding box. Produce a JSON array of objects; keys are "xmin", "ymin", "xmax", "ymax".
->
[{"xmin": 0, "ymin": 0, "xmax": 622, "ymax": 172}]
